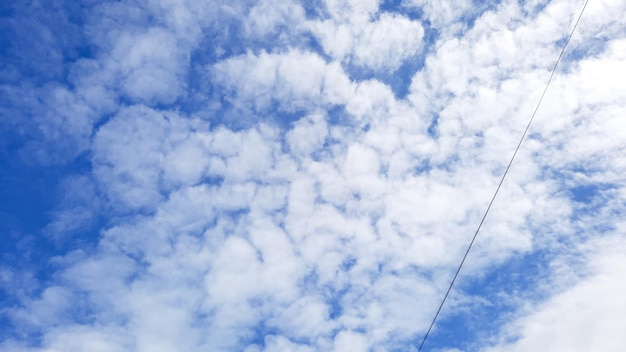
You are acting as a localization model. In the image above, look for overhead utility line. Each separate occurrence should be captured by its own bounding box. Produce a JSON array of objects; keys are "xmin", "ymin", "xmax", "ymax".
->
[{"xmin": 417, "ymin": 1, "xmax": 590, "ymax": 351}]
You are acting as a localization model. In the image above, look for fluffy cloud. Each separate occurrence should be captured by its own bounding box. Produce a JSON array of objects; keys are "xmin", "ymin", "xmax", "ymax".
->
[
  {"xmin": 212, "ymin": 49, "xmax": 353, "ymax": 112},
  {"xmin": 2, "ymin": 0, "xmax": 626, "ymax": 351},
  {"xmin": 485, "ymin": 235, "xmax": 626, "ymax": 352},
  {"xmin": 307, "ymin": 1, "xmax": 425, "ymax": 71}
]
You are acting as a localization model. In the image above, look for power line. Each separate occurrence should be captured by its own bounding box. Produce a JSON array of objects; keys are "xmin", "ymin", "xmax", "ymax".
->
[{"xmin": 416, "ymin": 1, "xmax": 590, "ymax": 351}]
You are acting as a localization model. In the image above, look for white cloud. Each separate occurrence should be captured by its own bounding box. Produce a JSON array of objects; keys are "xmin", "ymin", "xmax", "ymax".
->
[
  {"xmin": 484, "ymin": 235, "xmax": 626, "ymax": 352},
  {"xmin": 274, "ymin": 295, "xmax": 333, "ymax": 339},
  {"xmin": 213, "ymin": 49, "xmax": 354, "ymax": 111},
  {"xmin": 245, "ymin": 0, "xmax": 306, "ymax": 37},
  {"xmin": 308, "ymin": 10, "xmax": 424, "ymax": 71},
  {"xmin": 287, "ymin": 113, "xmax": 329, "ymax": 157},
  {"xmin": 405, "ymin": 0, "xmax": 475, "ymax": 32},
  {"xmin": 93, "ymin": 105, "xmax": 172, "ymax": 211},
  {"xmin": 12, "ymin": 84, "xmax": 100, "ymax": 165},
  {"xmin": 102, "ymin": 27, "xmax": 186, "ymax": 104},
  {"xmin": 333, "ymin": 330, "xmax": 369, "ymax": 352},
  {"xmin": 40, "ymin": 325, "xmax": 132, "ymax": 352},
  {"xmin": 4, "ymin": 0, "xmax": 626, "ymax": 351},
  {"xmin": 257, "ymin": 335, "xmax": 316, "ymax": 352},
  {"xmin": 324, "ymin": 0, "xmax": 380, "ymax": 22}
]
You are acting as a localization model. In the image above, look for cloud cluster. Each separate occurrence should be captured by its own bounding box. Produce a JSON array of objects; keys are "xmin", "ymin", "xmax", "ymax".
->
[{"xmin": 1, "ymin": 0, "xmax": 625, "ymax": 351}]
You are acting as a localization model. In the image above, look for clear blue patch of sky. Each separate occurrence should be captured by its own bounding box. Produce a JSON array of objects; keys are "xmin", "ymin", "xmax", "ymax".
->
[
  {"xmin": 562, "ymin": 36, "xmax": 609, "ymax": 64},
  {"xmin": 248, "ymin": 320, "xmax": 281, "ymax": 349},
  {"xmin": 412, "ymin": 159, "xmax": 432, "ymax": 175},
  {"xmin": 0, "ymin": 1, "xmax": 107, "ymax": 340},
  {"xmin": 554, "ymin": 35, "xmax": 570, "ymax": 50},
  {"xmin": 257, "ymin": 100, "xmax": 310, "ymax": 127},
  {"xmin": 298, "ymin": 32, "xmax": 333, "ymax": 61},
  {"xmin": 0, "ymin": 3, "xmax": 14, "ymax": 59},
  {"xmin": 326, "ymin": 284, "xmax": 352, "ymax": 321},
  {"xmin": 0, "ymin": 150, "xmax": 100, "ymax": 265},
  {"xmin": 342, "ymin": 57, "xmax": 425, "ymax": 100},
  {"xmin": 340, "ymin": 257, "xmax": 357, "ymax": 271},
  {"xmin": 0, "ymin": 1, "xmax": 89, "ymax": 85},
  {"xmin": 325, "ymin": 104, "xmax": 354, "ymax": 128},
  {"xmin": 570, "ymin": 184, "xmax": 602, "ymax": 203},
  {"xmin": 380, "ymin": 0, "xmax": 424, "ymax": 21},
  {"xmin": 300, "ymin": 0, "xmax": 326, "ymax": 20},
  {"xmin": 545, "ymin": 167, "xmax": 616, "ymax": 211},
  {"xmin": 568, "ymin": 183, "xmax": 620, "ymax": 233},
  {"xmin": 427, "ymin": 113, "xmax": 440, "ymax": 138},
  {"xmin": 0, "ymin": 157, "xmax": 104, "ymax": 344},
  {"xmin": 423, "ymin": 250, "xmax": 552, "ymax": 351}
]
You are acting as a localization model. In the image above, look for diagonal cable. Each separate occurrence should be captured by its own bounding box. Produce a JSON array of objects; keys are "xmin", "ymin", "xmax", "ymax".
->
[{"xmin": 416, "ymin": 1, "xmax": 590, "ymax": 351}]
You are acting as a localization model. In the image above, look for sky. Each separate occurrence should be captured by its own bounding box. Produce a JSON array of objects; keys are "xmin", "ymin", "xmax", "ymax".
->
[{"xmin": 1, "ymin": 0, "xmax": 625, "ymax": 351}]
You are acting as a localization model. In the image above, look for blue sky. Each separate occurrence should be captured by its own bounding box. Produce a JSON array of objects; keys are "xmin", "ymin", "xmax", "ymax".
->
[{"xmin": 1, "ymin": 0, "xmax": 626, "ymax": 351}]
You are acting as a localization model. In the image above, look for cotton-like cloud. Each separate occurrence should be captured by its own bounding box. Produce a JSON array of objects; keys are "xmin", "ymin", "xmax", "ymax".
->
[
  {"xmin": 245, "ymin": 0, "xmax": 306, "ymax": 37},
  {"xmin": 212, "ymin": 49, "xmax": 353, "ymax": 112},
  {"xmin": 405, "ymin": 0, "xmax": 475, "ymax": 31},
  {"xmin": 2, "ymin": 0, "xmax": 626, "ymax": 351},
  {"xmin": 485, "ymin": 235, "xmax": 626, "ymax": 352},
  {"xmin": 308, "ymin": 5, "xmax": 425, "ymax": 71}
]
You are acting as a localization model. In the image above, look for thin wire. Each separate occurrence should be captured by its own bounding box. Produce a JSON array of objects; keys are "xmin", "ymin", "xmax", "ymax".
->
[{"xmin": 416, "ymin": 1, "xmax": 589, "ymax": 351}]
